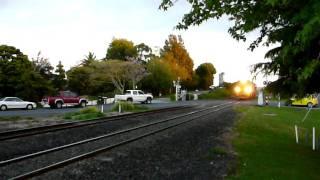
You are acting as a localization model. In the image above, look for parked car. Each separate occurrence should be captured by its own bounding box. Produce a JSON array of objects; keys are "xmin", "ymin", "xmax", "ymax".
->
[
  {"xmin": 287, "ymin": 94, "xmax": 318, "ymax": 108},
  {"xmin": 0, "ymin": 97, "xmax": 37, "ymax": 111},
  {"xmin": 41, "ymin": 91, "xmax": 88, "ymax": 108},
  {"xmin": 114, "ymin": 90, "xmax": 153, "ymax": 104}
]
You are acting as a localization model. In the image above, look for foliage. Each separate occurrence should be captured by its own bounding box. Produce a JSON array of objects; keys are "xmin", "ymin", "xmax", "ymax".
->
[
  {"xmin": 111, "ymin": 101, "xmax": 149, "ymax": 112},
  {"xmin": 169, "ymin": 94, "xmax": 176, "ymax": 101},
  {"xmin": 31, "ymin": 51, "xmax": 54, "ymax": 80},
  {"xmin": 140, "ymin": 58, "xmax": 174, "ymax": 95},
  {"xmin": 195, "ymin": 63, "xmax": 216, "ymax": 90},
  {"xmin": 0, "ymin": 45, "xmax": 53, "ymax": 101},
  {"xmin": 81, "ymin": 52, "xmax": 97, "ymax": 66},
  {"xmin": 53, "ymin": 61, "xmax": 67, "ymax": 91},
  {"xmin": 135, "ymin": 43, "xmax": 153, "ymax": 62},
  {"xmin": 63, "ymin": 106, "xmax": 104, "ymax": 120},
  {"xmin": 93, "ymin": 60, "xmax": 146, "ymax": 93},
  {"xmin": 232, "ymin": 106, "xmax": 320, "ymax": 179},
  {"xmin": 106, "ymin": 38, "xmax": 137, "ymax": 61},
  {"xmin": 160, "ymin": 0, "xmax": 320, "ymax": 95},
  {"xmin": 161, "ymin": 35, "xmax": 194, "ymax": 82},
  {"xmin": 198, "ymin": 88, "xmax": 231, "ymax": 99},
  {"xmin": 67, "ymin": 66, "xmax": 93, "ymax": 95}
]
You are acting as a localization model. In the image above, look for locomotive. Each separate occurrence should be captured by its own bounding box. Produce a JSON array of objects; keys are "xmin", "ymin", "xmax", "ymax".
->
[{"xmin": 232, "ymin": 80, "xmax": 256, "ymax": 99}]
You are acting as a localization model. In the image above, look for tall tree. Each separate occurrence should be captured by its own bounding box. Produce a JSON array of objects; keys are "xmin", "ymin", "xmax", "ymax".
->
[
  {"xmin": 195, "ymin": 63, "xmax": 216, "ymax": 90},
  {"xmin": 31, "ymin": 51, "xmax": 54, "ymax": 80},
  {"xmin": 67, "ymin": 66, "xmax": 93, "ymax": 95},
  {"xmin": 161, "ymin": 35, "xmax": 194, "ymax": 82},
  {"xmin": 135, "ymin": 43, "xmax": 153, "ymax": 62},
  {"xmin": 81, "ymin": 52, "xmax": 97, "ymax": 66},
  {"xmin": 53, "ymin": 61, "xmax": 67, "ymax": 90},
  {"xmin": 0, "ymin": 45, "xmax": 53, "ymax": 101},
  {"xmin": 106, "ymin": 38, "xmax": 137, "ymax": 61},
  {"xmin": 160, "ymin": 0, "xmax": 320, "ymax": 95},
  {"xmin": 141, "ymin": 58, "xmax": 174, "ymax": 95}
]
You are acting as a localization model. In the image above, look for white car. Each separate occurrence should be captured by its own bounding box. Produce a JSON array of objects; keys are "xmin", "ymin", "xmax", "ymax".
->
[{"xmin": 0, "ymin": 97, "xmax": 37, "ymax": 111}]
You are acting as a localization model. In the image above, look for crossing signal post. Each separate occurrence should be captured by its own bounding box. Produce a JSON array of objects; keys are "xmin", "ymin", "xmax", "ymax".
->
[{"xmin": 173, "ymin": 77, "xmax": 181, "ymax": 101}]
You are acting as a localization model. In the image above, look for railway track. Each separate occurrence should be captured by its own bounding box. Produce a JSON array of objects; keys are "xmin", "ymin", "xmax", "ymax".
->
[
  {"xmin": 0, "ymin": 102, "xmax": 236, "ymax": 179},
  {"xmin": 0, "ymin": 106, "xmax": 191, "ymax": 141}
]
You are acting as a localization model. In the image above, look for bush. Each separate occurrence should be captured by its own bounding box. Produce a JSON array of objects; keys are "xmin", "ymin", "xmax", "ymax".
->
[
  {"xmin": 199, "ymin": 88, "xmax": 231, "ymax": 99},
  {"xmin": 111, "ymin": 101, "xmax": 149, "ymax": 112},
  {"xmin": 169, "ymin": 94, "xmax": 176, "ymax": 101},
  {"xmin": 64, "ymin": 106, "xmax": 105, "ymax": 120}
]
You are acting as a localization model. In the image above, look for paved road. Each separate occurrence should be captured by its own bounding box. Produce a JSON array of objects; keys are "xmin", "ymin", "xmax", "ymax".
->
[{"xmin": 0, "ymin": 99, "xmax": 232, "ymax": 118}]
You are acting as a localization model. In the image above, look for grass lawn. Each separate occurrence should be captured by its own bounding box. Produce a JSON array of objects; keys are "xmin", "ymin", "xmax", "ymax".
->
[{"xmin": 231, "ymin": 105, "xmax": 320, "ymax": 179}]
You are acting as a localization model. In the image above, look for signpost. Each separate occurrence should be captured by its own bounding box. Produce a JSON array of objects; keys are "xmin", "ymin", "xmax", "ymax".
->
[{"xmin": 173, "ymin": 77, "xmax": 181, "ymax": 101}]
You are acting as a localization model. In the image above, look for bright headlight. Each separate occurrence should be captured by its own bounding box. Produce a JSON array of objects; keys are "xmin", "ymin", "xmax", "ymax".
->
[
  {"xmin": 234, "ymin": 86, "xmax": 241, "ymax": 93},
  {"xmin": 244, "ymin": 86, "xmax": 253, "ymax": 94}
]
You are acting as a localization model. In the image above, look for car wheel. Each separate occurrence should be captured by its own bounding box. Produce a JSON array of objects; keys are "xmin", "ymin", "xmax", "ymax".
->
[
  {"xmin": 26, "ymin": 104, "xmax": 33, "ymax": 110},
  {"xmin": 56, "ymin": 102, "xmax": 63, "ymax": 109},
  {"xmin": 0, "ymin": 105, "xmax": 7, "ymax": 111},
  {"xmin": 307, "ymin": 102, "xmax": 313, "ymax": 108},
  {"xmin": 80, "ymin": 101, "xmax": 86, "ymax": 108},
  {"xmin": 127, "ymin": 98, "xmax": 133, "ymax": 102},
  {"xmin": 147, "ymin": 97, "xmax": 152, "ymax": 104}
]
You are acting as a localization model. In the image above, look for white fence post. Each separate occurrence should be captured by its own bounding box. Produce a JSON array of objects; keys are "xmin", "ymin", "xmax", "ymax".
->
[
  {"xmin": 295, "ymin": 125, "xmax": 299, "ymax": 144},
  {"xmin": 101, "ymin": 105, "xmax": 104, "ymax": 113},
  {"xmin": 313, "ymin": 127, "xmax": 316, "ymax": 150}
]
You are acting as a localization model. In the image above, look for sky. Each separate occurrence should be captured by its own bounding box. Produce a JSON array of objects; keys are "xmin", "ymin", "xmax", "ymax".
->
[{"xmin": 0, "ymin": 0, "xmax": 276, "ymax": 86}]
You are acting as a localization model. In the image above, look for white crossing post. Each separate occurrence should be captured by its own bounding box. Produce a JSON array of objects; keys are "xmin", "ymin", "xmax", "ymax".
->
[
  {"xmin": 313, "ymin": 127, "xmax": 316, "ymax": 150},
  {"xmin": 295, "ymin": 125, "xmax": 299, "ymax": 144},
  {"xmin": 119, "ymin": 103, "xmax": 121, "ymax": 113}
]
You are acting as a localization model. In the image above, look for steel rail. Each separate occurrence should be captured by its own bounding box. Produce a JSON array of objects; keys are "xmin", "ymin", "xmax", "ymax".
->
[
  {"xmin": 0, "ymin": 102, "xmax": 231, "ymax": 166},
  {"xmin": 8, "ymin": 102, "xmax": 235, "ymax": 180},
  {"xmin": 0, "ymin": 106, "xmax": 191, "ymax": 141}
]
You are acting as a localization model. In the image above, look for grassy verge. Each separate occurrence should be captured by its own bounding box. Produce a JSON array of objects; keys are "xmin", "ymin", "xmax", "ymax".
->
[
  {"xmin": 111, "ymin": 101, "xmax": 149, "ymax": 112},
  {"xmin": 64, "ymin": 106, "xmax": 105, "ymax": 120},
  {"xmin": 199, "ymin": 88, "xmax": 231, "ymax": 99},
  {"xmin": 231, "ymin": 106, "xmax": 320, "ymax": 179}
]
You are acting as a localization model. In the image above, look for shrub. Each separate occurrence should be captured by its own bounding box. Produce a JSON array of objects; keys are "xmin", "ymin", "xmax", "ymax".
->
[
  {"xmin": 64, "ymin": 106, "xmax": 104, "ymax": 120},
  {"xmin": 199, "ymin": 88, "xmax": 231, "ymax": 99},
  {"xmin": 169, "ymin": 94, "xmax": 176, "ymax": 101},
  {"xmin": 111, "ymin": 101, "xmax": 149, "ymax": 112}
]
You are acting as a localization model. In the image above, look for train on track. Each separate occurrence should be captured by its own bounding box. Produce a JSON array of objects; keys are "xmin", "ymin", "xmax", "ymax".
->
[{"xmin": 232, "ymin": 80, "xmax": 257, "ymax": 99}]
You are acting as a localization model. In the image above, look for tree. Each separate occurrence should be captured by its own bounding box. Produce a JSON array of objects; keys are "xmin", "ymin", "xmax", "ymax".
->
[
  {"xmin": 81, "ymin": 52, "xmax": 97, "ymax": 66},
  {"xmin": 141, "ymin": 58, "xmax": 174, "ymax": 95},
  {"xmin": 195, "ymin": 63, "xmax": 216, "ymax": 90},
  {"xmin": 32, "ymin": 51, "xmax": 54, "ymax": 80},
  {"xmin": 106, "ymin": 38, "xmax": 137, "ymax": 61},
  {"xmin": 67, "ymin": 66, "xmax": 93, "ymax": 95},
  {"xmin": 53, "ymin": 61, "xmax": 67, "ymax": 90},
  {"xmin": 160, "ymin": 0, "xmax": 320, "ymax": 95},
  {"xmin": 0, "ymin": 45, "xmax": 53, "ymax": 101},
  {"xmin": 135, "ymin": 43, "xmax": 153, "ymax": 62},
  {"xmin": 161, "ymin": 35, "xmax": 194, "ymax": 82},
  {"xmin": 125, "ymin": 61, "xmax": 148, "ymax": 89}
]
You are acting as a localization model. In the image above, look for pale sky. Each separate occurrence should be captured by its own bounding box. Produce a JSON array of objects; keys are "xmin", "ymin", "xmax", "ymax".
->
[{"xmin": 0, "ymin": 0, "xmax": 276, "ymax": 86}]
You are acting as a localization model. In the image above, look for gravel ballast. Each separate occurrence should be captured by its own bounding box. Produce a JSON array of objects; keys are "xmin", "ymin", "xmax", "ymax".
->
[{"xmin": 35, "ymin": 105, "xmax": 237, "ymax": 180}]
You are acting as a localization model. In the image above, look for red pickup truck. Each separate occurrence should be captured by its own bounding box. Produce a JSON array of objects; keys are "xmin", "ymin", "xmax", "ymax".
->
[{"xmin": 41, "ymin": 91, "xmax": 88, "ymax": 108}]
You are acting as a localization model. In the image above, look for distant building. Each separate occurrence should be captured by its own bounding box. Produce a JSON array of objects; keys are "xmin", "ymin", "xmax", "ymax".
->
[{"xmin": 219, "ymin": 72, "xmax": 225, "ymax": 87}]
